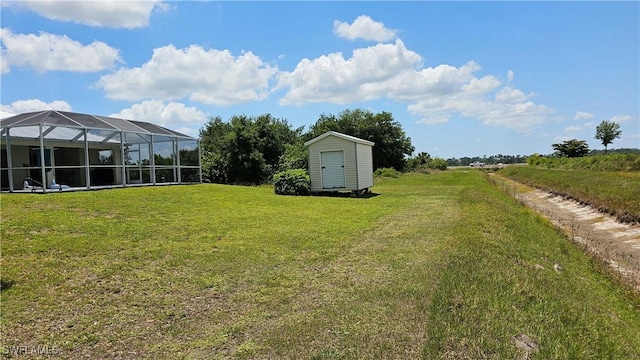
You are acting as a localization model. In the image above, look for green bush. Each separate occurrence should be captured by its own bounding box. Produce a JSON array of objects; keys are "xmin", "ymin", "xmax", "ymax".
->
[
  {"xmin": 278, "ymin": 143, "xmax": 308, "ymax": 172},
  {"xmin": 428, "ymin": 157, "xmax": 448, "ymax": 170},
  {"xmin": 374, "ymin": 167, "xmax": 401, "ymax": 178},
  {"xmin": 273, "ymin": 169, "xmax": 310, "ymax": 196},
  {"xmin": 526, "ymin": 154, "xmax": 544, "ymax": 166}
]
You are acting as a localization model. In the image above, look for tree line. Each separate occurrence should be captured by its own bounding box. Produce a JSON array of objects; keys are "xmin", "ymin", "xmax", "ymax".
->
[
  {"xmin": 199, "ymin": 109, "xmax": 414, "ymax": 185},
  {"xmin": 198, "ymin": 113, "xmax": 631, "ymax": 184},
  {"xmin": 445, "ymin": 155, "xmax": 530, "ymax": 167}
]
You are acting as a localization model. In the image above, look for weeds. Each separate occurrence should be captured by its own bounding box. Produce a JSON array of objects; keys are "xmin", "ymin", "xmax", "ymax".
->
[{"xmin": 527, "ymin": 153, "xmax": 640, "ymax": 171}]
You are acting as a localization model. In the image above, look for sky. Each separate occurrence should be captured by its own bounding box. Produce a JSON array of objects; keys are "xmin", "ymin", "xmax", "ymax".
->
[{"xmin": 1, "ymin": 1, "xmax": 638, "ymax": 159}]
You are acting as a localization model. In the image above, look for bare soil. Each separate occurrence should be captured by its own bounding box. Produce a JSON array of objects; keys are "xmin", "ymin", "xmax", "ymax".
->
[{"xmin": 491, "ymin": 173, "xmax": 640, "ymax": 293}]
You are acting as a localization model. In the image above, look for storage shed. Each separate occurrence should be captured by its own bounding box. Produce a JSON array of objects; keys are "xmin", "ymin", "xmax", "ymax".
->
[
  {"xmin": 1, "ymin": 110, "xmax": 201, "ymax": 193},
  {"xmin": 304, "ymin": 131, "xmax": 374, "ymax": 195}
]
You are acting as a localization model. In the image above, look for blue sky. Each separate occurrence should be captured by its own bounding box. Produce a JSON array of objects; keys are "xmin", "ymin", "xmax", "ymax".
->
[{"xmin": 1, "ymin": 1, "xmax": 638, "ymax": 159}]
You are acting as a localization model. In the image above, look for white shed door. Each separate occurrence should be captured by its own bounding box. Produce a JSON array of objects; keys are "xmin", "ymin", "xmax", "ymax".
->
[{"xmin": 321, "ymin": 151, "xmax": 345, "ymax": 189}]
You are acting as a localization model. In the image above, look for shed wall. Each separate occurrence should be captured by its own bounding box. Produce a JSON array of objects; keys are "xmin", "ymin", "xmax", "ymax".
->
[{"xmin": 356, "ymin": 142, "xmax": 374, "ymax": 189}]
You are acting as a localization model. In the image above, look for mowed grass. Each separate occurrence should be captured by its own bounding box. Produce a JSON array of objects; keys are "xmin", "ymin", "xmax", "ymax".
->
[
  {"xmin": 1, "ymin": 170, "xmax": 639, "ymax": 359},
  {"xmin": 498, "ymin": 166, "xmax": 640, "ymax": 222}
]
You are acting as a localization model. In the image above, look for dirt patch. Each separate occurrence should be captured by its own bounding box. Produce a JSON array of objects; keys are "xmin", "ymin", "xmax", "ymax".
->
[{"xmin": 491, "ymin": 174, "xmax": 640, "ymax": 293}]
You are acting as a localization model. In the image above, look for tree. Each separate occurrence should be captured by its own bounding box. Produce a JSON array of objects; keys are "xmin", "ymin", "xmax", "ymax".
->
[
  {"xmin": 428, "ymin": 157, "xmax": 448, "ymax": 170},
  {"xmin": 551, "ymin": 139, "xmax": 590, "ymax": 158},
  {"xmin": 595, "ymin": 120, "xmax": 622, "ymax": 154},
  {"xmin": 305, "ymin": 109, "xmax": 414, "ymax": 171},
  {"xmin": 277, "ymin": 142, "xmax": 308, "ymax": 172},
  {"xmin": 405, "ymin": 152, "xmax": 431, "ymax": 171},
  {"xmin": 199, "ymin": 114, "xmax": 302, "ymax": 185},
  {"xmin": 199, "ymin": 116, "xmax": 233, "ymax": 183}
]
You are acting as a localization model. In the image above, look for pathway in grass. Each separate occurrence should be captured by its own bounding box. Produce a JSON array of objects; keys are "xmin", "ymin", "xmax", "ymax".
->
[{"xmin": 252, "ymin": 181, "xmax": 465, "ymax": 359}]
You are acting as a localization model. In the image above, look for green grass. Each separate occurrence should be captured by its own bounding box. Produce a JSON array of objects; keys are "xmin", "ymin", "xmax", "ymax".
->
[
  {"xmin": 1, "ymin": 170, "xmax": 639, "ymax": 359},
  {"xmin": 498, "ymin": 166, "xmax": 640, "ymax": 223},
  {"xmin": 527, "ymin": 153, "xmax": 640, "ymax": 171}
]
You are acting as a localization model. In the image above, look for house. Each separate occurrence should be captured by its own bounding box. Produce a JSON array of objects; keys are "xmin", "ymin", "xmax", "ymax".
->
[
  {"xmin": 0, "ymin": 110, "xmax": 201, "ymax": 192},
  {"xmin": 304, "ymin": 131, "xmax": 374, "ymax": 195}
]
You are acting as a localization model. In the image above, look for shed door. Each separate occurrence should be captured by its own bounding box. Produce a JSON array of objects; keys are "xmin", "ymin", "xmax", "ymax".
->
[{"xmin": 321, "ymin": 151, "xmax": 345, "ymax": 189}]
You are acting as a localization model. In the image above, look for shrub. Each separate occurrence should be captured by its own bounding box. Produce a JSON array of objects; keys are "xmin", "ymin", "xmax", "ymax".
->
[
  {"xmin": 273, "ymin": 169, "xmax": 310, "ymax": 196},
  {"xmin": 527, "ymin": 154, "xmax": 544, "ymax": 166},
  {"xmin": 526, "ymin": 154, "xmax": 640, "ymax": 171},
  {"xmin": 374, "ymin": 167, "xmax": 401, "ymax": 178},
  {"xmin": 278, "ymin": 143, "xmax": 308, "ymax": 172},
  {"xmin": 428, "ymin": 158, "xmax": 448, "ymax": 170}
]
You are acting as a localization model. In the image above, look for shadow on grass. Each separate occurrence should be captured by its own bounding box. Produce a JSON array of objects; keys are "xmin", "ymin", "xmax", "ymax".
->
[
  {"xmin": 1, "ymin": 278, "xmax": 16, "ymax": 291},
  {"xmin": 311, "ymin": 191, "xmax": 380, "ymax": 199}
]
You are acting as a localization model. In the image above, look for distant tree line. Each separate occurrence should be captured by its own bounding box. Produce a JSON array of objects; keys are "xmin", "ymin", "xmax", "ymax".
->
[
  {"xmin": 445, "ymin": 154, "xmax": 530, "ymax": 167},
  {"xmin": 587, "ymin": 148, "xmax": 640, "ymax": 155},
  {"xmin": 199, "ymin": 109, "xmax": 414, "ymax": 185}
]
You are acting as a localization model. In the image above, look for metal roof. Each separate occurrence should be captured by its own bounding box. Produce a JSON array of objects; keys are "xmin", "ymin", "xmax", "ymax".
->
[
  {"xmin": 0, "ymin": 110, "xmax": 196, "ymax": 144},
  {"xmin": 304, "ymin": 131, "xmax": 375, "ymax": 147}
]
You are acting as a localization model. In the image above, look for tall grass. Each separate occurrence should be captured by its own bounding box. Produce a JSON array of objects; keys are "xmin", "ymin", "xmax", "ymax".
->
[
  {"xmin": 424, "ymin": 172, "xmax": 640, "ymax": 359},
  {"xmin": 499, "ymin": 166, "xmax": 640, "ymax": 223},
  {"xmin": 527, "ymin": 153, "xmax": 640, "ymax": 171},
  {"xmin": 1, "ymin": 171, "xmax": 639, "ymax": 359}
]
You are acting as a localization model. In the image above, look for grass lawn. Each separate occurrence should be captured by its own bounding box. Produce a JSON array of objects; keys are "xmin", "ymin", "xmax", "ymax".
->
[{"xmin": 1, "ymin": 170, "xmax": 639, "ymax": 359}]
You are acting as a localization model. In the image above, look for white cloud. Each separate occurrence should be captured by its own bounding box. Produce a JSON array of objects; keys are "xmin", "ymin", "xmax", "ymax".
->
[
  {"xmin": 333, "ymin": 15, "xmax": 397, "ymax": 42},
  {"xmin": 0, "ymin": 29, "xmax": 121, "ymax": 74},
  {"xmin": 472, "ymin": 101, "xmax": 552, "ymax": 131},
  {"xmin": 1, "ymin": 99, "xmax": 72, "ymax": 114},
  {"xmin": 610, "ymin": 114, "xmax": 631, "ymax": 123},
  {"xmin": 403, "ymin": 64, "xmax": 551, "ymax": 132},
  {"xmin": 96, "ymin": 45, "xmax": 277, "ymax": 106},
  {"xmin": 554, "ymin": 135, "xmax": 573, "ymax": 142},
  {"xmin": 415, "ymin": 116, "xmax": 450, "ymax": 125},
  {"xmin": 3, "ymin": 0, "xmax": 167, "ymax": 29},
  {"xmin": 277, "ymin": 38, "xmax": 553, "ymax": 132},
  {"xmin": 109, "ymin": 100, "xmax": 206, "ymax": 137},
  {"xmin": 573, "ymin": 111, "xmax": 593, "ymax": 120},
  {"xmin": 277, "ymin": 39, "xmax": 422, "ymax": 105},
  {"xmin": 507, "ymin": 70, "xmax": 514, "ymax": 82},
  {"xmin": 495, "ymin": 87, "xmax": 534, "ymax": 104},
  {"xmin": 564, "ymin": 125, "xmax": 582, "ymax": 133},
  {"xmin": 1, "ymin": 111, "xmax": 15, "ymax": 119}
]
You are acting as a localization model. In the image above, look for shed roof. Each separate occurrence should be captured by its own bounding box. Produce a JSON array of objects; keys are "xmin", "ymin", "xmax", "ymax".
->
[
  {"xmin": 0, "ymin": 110, "xmax": 195, "ymax": 143},
  {"xmin": 304, "ymin": 131, "xmax": 375, "ymax": 147}
]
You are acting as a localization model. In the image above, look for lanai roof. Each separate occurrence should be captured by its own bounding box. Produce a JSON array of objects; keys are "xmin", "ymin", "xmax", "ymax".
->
[{"xmin": 0, "ymin": 110, "xmax": 195, "ymax": 144}]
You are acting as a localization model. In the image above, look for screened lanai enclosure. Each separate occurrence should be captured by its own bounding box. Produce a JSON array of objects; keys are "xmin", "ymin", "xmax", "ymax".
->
[{"xmin": 0, "ymin": 110, "xmax": 201, "ymax": 193}]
